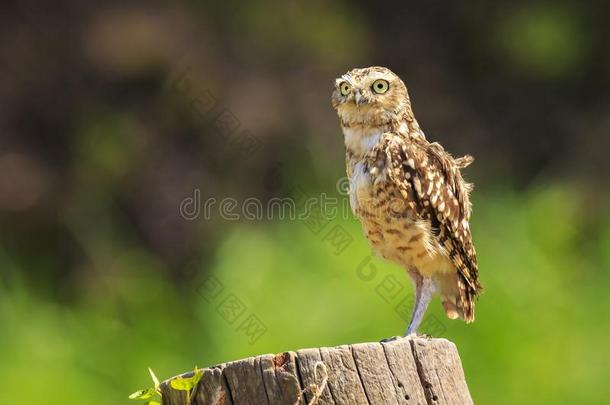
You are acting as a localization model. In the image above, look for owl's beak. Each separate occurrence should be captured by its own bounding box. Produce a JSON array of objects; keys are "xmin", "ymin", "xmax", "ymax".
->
[{"xmin": 354, "ymin": 90, "xmax": 365, "ymax": 106}]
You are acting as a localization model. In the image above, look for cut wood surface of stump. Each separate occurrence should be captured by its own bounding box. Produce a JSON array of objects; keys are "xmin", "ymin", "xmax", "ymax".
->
[{"xmin": 160, "ymin": 336, "xmax": 473, "ymax": 405}]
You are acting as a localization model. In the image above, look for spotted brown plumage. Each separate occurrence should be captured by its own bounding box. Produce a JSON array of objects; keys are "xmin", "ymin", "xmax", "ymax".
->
[
  {"xmin": 385, "ymin": 133, "xmax": 482, "ymax": 321},
  {"xmin": 332, "ymin": 66, "xmax": 482, "ymax": 335}
]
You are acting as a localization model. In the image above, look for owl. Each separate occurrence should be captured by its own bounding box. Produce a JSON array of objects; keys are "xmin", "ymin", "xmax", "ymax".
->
[{"xmin": 332, "ymin": 66, "xmax": 482, "ymax": 335}]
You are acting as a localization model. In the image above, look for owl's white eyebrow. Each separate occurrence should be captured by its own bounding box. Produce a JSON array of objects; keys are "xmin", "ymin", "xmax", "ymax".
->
[{"xmin": 368, "ymin": 73, "xmax": 388, "ymax": 80}]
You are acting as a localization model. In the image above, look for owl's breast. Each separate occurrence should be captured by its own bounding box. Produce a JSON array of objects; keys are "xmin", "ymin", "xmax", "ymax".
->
[
  {"xmin": 349, "ymin": 162, "xmax": 371, "ymax": 211},
  {"xmin": 349, "ymin": 164, "xmax": 453, "ymax": 277},
  {"xmin": 348, "ymin": 160, "xmax": 390, "ymax": 213}
]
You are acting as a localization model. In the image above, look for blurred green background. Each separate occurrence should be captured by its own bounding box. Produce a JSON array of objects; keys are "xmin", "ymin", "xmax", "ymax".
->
[{"xmin": 1, "ymin": 1, "xmax": 609, "ymax": 404}]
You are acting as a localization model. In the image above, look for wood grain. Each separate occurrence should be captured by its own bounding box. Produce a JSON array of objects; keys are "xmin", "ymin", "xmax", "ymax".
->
[{"xmin": 160, "ymin": 337, "xmax": 473, "ymax": 405}]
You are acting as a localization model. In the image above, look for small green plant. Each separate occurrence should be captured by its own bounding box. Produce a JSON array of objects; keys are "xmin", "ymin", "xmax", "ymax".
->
[
  {"xmin": 129, "ymin": 367, "xmax": 203, "ymax": 405},
  {"xmin": 128, "ymin": 368, "xmax": 162, "ymax": 405},
  {"xmin": 168, "ymin": 367, "xmax": 204, "ymax": 404}
]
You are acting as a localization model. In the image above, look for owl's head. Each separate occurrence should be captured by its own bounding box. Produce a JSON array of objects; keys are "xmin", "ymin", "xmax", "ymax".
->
[{"xmin": 332, "ymin": 66, "xmax": 409, "ymax": 125}]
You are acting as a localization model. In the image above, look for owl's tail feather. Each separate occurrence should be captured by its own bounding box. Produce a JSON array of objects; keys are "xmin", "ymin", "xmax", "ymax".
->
[
  {"xmin": 437, "ymin": 273, "xmax": 478, "ymax": 323},
  {"xmin": 441, "ymin": 295, "xmax": 475, "ymax": 323}
]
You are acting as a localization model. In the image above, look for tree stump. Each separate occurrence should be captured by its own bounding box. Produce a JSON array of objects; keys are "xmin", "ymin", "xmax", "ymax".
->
[{"xmin": 160, "ymin": 336, "xmax": 473, "ymax": 405}]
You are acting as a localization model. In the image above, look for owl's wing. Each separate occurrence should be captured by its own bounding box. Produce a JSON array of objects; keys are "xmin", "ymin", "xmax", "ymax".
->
[{"xmin": 384, "ymin": 133, "xmax": 482, "ymax": 320}]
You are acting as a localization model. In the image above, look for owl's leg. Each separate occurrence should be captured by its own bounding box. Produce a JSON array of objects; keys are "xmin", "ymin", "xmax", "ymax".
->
[{"xmin": 405, "ymin": 276, "xmax": 436, "ymax": 336}]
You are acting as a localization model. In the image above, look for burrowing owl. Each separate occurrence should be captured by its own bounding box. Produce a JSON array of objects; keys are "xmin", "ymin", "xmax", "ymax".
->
[{"xmin": 332, "ymin": 66, "xmax": 482, "ymax": 335}]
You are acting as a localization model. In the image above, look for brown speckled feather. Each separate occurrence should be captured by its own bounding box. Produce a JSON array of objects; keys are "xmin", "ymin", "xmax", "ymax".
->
[{"xmin": 385, "ymin": 133, "xmax": 482, "ymax": 320}]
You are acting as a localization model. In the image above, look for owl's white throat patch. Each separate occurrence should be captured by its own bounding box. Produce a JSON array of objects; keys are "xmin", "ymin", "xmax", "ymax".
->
[{"xmin": 343, "ymin": 126, "xmax": 383, "ymax": 157}]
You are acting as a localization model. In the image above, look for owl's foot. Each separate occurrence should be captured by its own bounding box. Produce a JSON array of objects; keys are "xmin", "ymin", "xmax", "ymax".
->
[{"xmin": 380, "ymin": 336, "xmax": 402, "ymax": 343}]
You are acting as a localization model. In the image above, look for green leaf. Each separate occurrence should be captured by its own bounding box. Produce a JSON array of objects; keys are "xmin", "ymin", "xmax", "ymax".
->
[
  {"xmin": 149, "ymin": 368, "xmax": 160, "ymax": 389},
  {"xmin": 128, "ymin": 388, "xmax": 156, "ymax": 400},
  {"xmin": 170, "ymin": 377, "xmax": 195, "ymax": 391},
  {"xmin": 145, "ymin": 402, "xmax": 161, "ymax": 405},
  {"xmin": 169, "ymin": 368, "xmax": 204, "ymax": 392}
]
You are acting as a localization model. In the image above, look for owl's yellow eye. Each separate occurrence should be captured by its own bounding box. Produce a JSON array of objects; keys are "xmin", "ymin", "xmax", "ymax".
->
[
  {"xmin": 339, "ymin": 82, "xmax": 351, "ymax": 96},
  {"xmin": 372, "ymin": 79, "xmax": 389, "ymax": 94}
]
